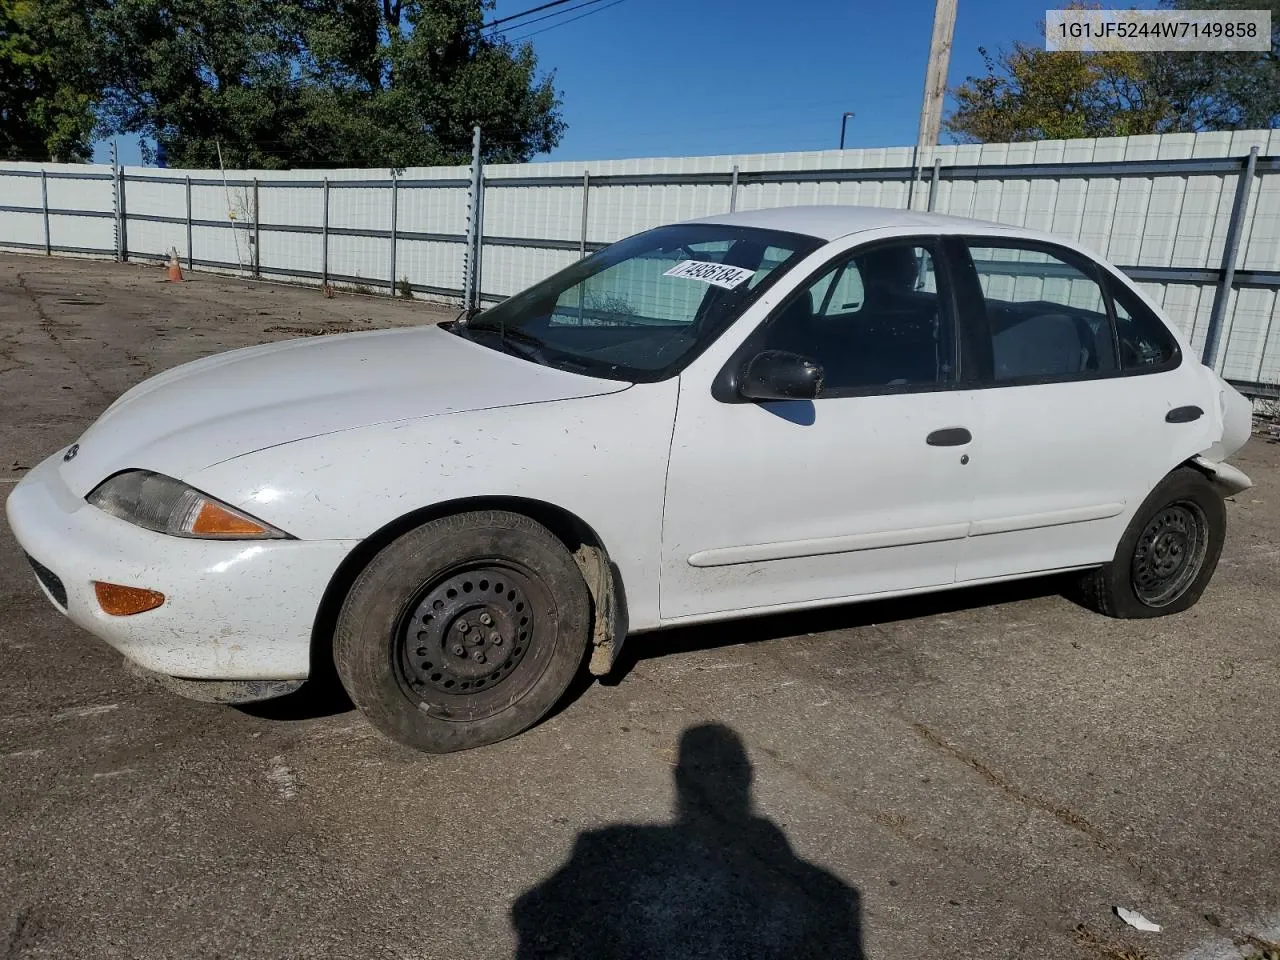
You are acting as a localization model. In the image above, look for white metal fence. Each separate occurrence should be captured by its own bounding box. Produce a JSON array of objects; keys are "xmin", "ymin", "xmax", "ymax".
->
[{"xmin": 1, "ymin": 129, "xmax": 1278, "ymax": 394}]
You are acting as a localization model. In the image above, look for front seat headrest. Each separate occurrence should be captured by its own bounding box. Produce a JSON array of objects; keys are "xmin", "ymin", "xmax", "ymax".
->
[{"xmin": 858, "ymin": 247, "xmax": 919, "ymax": 296}]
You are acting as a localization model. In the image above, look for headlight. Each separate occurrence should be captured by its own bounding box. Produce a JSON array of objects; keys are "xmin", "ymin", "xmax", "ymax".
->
[{"xmin": 86, "ymin": 470, "xmax": 291, "ymax": 540}]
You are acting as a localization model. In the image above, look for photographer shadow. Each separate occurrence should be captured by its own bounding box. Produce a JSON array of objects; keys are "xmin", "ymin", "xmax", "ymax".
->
[{"xmin": 512, "ymin": 722, "xmax": 865, "ymax": 959}]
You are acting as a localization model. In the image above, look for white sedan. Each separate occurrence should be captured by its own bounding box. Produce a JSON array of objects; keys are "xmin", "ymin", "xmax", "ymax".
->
[{"xmin": 6, "ymin": 206, "xmax": 1255, "ymax": 753}]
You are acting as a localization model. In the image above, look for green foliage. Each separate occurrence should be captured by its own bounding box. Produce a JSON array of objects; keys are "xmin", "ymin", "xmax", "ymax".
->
[
  {"xmin": 92, "ymin": 0, "xmax": 564, "ymax": 168},
  {"xmin": 1152, "ymin": 0, "xmax": 1280, "ymax": 130},
  {"xmin": 7, "ymin": 0, "xmax": 564, "ymax": 167},
  {"xmin": 0, "ymin": 0, "xmax": 97, "ymax": 161},
  {"xmin": 945, "ymin": 0, "xmax": 1279, "ymax": 143},
  {"xmin": 397, "ymin": 276, "xmax": 414, "ymax": 298},
  {"xmin": 945, "ymin": 41, "xmax": 1170, "ymax": 142}
]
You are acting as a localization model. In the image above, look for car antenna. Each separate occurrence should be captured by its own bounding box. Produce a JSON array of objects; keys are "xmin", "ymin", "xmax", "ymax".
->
[{"xmin": 455, "ymin": 304, "xmax": 484, "ymax": 325}]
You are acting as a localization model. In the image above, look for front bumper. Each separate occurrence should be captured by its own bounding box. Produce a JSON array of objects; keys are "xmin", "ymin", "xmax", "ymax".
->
[{"xmin": 5, "ymin": 454, "xmax": 358, "ymax": 681}]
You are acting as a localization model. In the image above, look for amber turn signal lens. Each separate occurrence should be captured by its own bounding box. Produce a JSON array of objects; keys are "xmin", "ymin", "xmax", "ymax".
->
[
  {"xmin": 94, "ymin": 581, "xmax": 165, "ymax": 616},
  {"xmin": 190, "ymin": 500, "xmax": 269, "ymax": 537}
]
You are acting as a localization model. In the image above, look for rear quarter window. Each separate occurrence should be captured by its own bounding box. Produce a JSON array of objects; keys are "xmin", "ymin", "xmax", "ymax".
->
[{"xmin": 1108, "ymin": 278, "xmax": 1182, "ymax": 371}]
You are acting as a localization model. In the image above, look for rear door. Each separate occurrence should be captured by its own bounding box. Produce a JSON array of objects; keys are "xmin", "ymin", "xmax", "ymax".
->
[{"xmin": 947, "ymin": 236, "xmax": 1189, "ymax": 582}]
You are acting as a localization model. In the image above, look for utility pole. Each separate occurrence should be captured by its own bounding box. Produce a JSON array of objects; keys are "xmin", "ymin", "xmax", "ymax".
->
[{"xmin": 913, "ymin": 0, "xmax": 957, "ymax": 209}]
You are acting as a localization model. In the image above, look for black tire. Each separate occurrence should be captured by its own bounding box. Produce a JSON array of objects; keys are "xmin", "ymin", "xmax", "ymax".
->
[
  {"xmin": 1075, "ymin": 467, "xmax": 1226, "ymax": 619},
  {"xmin": 333, "ymin": 510, "xmax": 590, "ymax": 753}
]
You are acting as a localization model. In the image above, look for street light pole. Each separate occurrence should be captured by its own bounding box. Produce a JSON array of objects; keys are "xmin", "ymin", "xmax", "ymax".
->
[{"xmin": 839, "ymin": 111, "xmax": 855, "ymax": 150}]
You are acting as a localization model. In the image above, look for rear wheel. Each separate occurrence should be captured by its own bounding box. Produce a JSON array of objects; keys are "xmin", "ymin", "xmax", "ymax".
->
[
  {"xmin": 334, "ymin": 510, "xmax": 590, "ymax": 753},
  {"xmin": 1076, "ymin": 467, "xmax": 1226, "ymax": 619}
]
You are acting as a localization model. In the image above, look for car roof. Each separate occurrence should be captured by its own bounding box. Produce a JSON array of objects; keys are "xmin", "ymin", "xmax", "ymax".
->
[{"xmin": 685, "ymin": 205, "xmax": 1053, "ymax": 244}]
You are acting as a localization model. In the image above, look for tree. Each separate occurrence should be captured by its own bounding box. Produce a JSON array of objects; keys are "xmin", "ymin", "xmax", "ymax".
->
[
  {"xmin": 8, "ymin": 0, "xmax": 571, "ymax": 166},
  {"xmin": 0, "ymin": 0, "xmax": 97, "ymax": 161},
  {"xmin": 1151, "ymin": 0, "xmax": 1280, "ymax": 130},
  {"xmin": 83, "ymin": 0, "xmax": 564, "ymax": 168},
  {"xmin": 945, "ymin": 0, "xmax": 1278, "ymax": 143},
  {"xmin": 945, "ymin": 42, "xmax": 1170, "ymax": 142}
]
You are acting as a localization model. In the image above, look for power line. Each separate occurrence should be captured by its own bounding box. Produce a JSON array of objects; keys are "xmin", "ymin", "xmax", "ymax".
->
[
  {"xmin": 505, "ymin": 0, "xmax": 629, "ymax": 41},
  {"xmin": 482, "ymin": 0, "xmax": 573, "ymax": 30},
  {"xmin": 490, "ymin": 0, "xmax": 614, "ymax": 37}
]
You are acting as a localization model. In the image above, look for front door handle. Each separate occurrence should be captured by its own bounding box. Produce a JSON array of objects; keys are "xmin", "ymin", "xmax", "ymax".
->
[{"xmin": 927, "ymin": 427, "xmax": 972, "ymax": 446}]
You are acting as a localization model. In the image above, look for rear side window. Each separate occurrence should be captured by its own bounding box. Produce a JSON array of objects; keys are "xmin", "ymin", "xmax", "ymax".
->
[
  {"xmin": 967, "ymin": 242, "xmax": 1118, "ymax": 382},
  {"xmin": 1109, "ymin": 279, "xmax": 1181, "ymax": 371}
]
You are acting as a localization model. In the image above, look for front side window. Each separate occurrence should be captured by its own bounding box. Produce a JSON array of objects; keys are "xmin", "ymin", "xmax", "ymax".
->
[
  {"xmin": 753, "ymin": 241, "xmax": 952, "ymax": 394},
  {"xmin": 967, "ymin": 242, "xmax": 1118, "ymax": 382},
  {"xmin": 458, "ymin": 224, "xmax": 822, "ymax": 382}
]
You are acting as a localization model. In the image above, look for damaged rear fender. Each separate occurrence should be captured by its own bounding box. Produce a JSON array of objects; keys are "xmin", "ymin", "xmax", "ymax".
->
[{"xmin": 1189, "ymin": 456, "xmax": 1253, "ymax": 498}]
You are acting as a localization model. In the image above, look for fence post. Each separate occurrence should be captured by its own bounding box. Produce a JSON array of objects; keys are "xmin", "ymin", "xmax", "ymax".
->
[
  {"xmin": 40, "ymin": 170, "xmax": 50, "ymax": 255},
  {"xmin": 184, "ymin": 176, "xmax": 193, "ymax": 270},
  {"xmin": 476, "ymin": 168, "xmax": 485, "ymax": 303},
  {"xmin": 388, "ymin": 172, "xmax": 399, "ymax": 297},
  {"xmin": 729, "ymin": 164, "xmax": 739, "ymax": 213},
  {"xmin": 110, "ymin": 142, "xmax": 124, "ymax": 262},
  {"xmin": 252, "ymin": 178, "xmax": 260, "ymax": 278},
  {"xmin": 579, "ymin": 170, "xmax": 590, "ymax": 259},
  {"xmin": 1203, "ymin": 145, "xmax": 1259, "ymax": 371},
  {"xmin": 462, "ymin": 126, "xmax": 483, "ymax": 312},
  {"xmin": 110, "ymin": 141, "xmax": 117, "ymax": 259},
  {"xmin": 907, "ymin": 145, "xmax": 919, "ymax": 211},
  {"xmin": 321, "ymin": 177, "xmax": 330, "ymax": 287},
  {"xmin": 117, "ymin": 168, "xmax": 128, "ymax": 262},
  {"xmin": 927, "ymin": 157, "xmax": 942, "ymax": 212}
]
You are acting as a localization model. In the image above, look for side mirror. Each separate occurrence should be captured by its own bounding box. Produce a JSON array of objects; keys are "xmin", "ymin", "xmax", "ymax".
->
[{"xmin": 737, "ymin": 350, "xmax": 824, "ymax": 401}]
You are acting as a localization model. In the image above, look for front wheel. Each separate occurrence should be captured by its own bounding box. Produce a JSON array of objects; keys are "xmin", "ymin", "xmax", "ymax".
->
[
  {"xmin": 334, "ymin": 510, "xmax": 591, "ymax": 753},
  {"xmin": 1076, "ymin": 467, "xmax": 1227, "ymax": 619}
]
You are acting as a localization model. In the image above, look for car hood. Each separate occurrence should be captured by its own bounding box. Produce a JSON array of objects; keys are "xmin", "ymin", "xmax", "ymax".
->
[{"xmin": 58, "ymin": 323, "xmax": 629, "ymax": 496}]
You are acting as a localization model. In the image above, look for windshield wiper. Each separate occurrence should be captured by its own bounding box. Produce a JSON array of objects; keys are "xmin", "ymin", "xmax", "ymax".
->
[
  {"xmin": 462, "ymin": 321, "xmax": 551, "ymax": 364},
  {"xmin": 494, "ymin": 326, "xmax": 552, "ymax": 363}
]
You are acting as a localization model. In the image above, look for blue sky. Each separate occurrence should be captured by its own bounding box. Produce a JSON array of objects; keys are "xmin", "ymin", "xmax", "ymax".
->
[
  {"xmin": 497, "ymin": 0, "xmax": 1051, "ymax": 160},
  {"xmin": 96, "ymin": 0, "xmax": 1070, "ymax": 166}
]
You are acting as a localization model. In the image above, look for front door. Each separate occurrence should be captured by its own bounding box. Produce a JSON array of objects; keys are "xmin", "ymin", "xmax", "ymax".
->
[{"xmin": 659, "ymin": 239, "xmax": 978, "ymax": 622}]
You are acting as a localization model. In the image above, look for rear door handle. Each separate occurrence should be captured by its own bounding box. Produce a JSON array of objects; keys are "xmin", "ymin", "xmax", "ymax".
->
[
  {"xmin": 1166, "ymin": 405, "xmax": 1203, "ymax": 423},
  {"xmin": 926, "ymin": 427, "xmax": 972, "ymax": 446}
]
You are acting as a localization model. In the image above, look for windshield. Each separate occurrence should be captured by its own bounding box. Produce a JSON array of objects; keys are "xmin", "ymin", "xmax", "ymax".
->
[{"xmin": 455, "ymin": 224, "xmax": 823, "ymax": 382}]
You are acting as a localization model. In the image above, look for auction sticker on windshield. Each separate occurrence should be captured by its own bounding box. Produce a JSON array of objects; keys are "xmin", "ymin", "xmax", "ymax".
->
[{"xmin": 663, "ymin": 260, "xmax": 757, "ymax": 289}]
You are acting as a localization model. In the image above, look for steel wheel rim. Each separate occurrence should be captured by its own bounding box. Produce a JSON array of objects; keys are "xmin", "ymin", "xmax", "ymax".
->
[
  {"xmin": 1131, "ymin": 500, "xmax": 1208, "ymax": 607},
  {"xmin": 392, "ymin": 559, "xmax": 556, "ymax": 722}
]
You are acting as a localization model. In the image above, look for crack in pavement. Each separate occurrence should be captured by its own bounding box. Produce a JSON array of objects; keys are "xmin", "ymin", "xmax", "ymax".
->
[
  {"xmin": 911, "ymin": 721, "xmax": 1115, "ymax": 853},
  {"xmin": 14, "ymin": 272, "xmax": 115, "ymax": 402},
  {"xmin": 641, "ymin": 633, "xmax": 1278, "ymax": 958},
  {"xmin": 619, "ymin": 663, "xmax": 1081, "ymax": 945},
  {"xmin": 697, "ymin": 636, "xmax": 1251, "ymax": 947},
  {"xmin": 727, "ymin": 633, "xmax": 1130, "ymax": 862},
  {"xmin": 908, "ymin": 720, "xmax": 1280, "ymax": 956},
  {"xmin": 624, "ymin": 666, "xmax": 952, "ymax": 859}
]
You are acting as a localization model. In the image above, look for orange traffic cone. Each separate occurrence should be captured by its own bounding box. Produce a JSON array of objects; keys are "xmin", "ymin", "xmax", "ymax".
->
[{"xmin": 165, "ymin": 249, "xmax": 184, "ymax": 282}]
